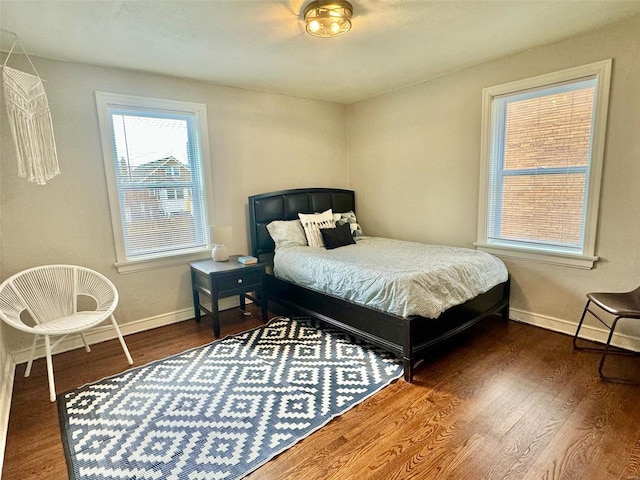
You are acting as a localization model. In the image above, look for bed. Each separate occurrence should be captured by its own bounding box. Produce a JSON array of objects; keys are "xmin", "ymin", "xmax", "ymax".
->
[{"xmin": 248, "ymin": 187, "xmax": 510, "ymax": 382}]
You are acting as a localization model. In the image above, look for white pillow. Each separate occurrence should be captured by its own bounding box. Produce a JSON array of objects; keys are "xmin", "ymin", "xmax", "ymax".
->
[
  {"xmin": 298, "ymin": 209, "xmax": 335, "ymax": 247},
  {"xmin": 266, "ymin": 220, "xmax": 308, "ymax": 250}
]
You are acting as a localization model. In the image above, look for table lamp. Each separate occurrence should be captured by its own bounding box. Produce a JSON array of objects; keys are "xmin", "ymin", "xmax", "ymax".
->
[{"xmin": 211, "ymin": 225, "xmax": 232, "ymax": 261}]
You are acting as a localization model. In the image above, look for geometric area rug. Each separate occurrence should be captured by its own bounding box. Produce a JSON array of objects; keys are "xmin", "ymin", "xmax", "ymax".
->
[{"xmin": 57, "ymin": 316, "xmax": 403, "ymax": 480}]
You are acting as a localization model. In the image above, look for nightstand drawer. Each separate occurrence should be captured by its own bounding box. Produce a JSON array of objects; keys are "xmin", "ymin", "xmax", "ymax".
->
[{"xmin": 215, "ymin": 270, "xmax": 262, "ymax": 293}]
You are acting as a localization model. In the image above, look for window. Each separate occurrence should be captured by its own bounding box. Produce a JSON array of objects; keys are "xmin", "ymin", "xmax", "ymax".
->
[
  {"xmin": 476, "ymin": 60, "xmax": 611, "ymax": 269},
  {"xmin": 96, "ymin": 92, "xmax": 213, "ymax": 273},
  {"xmin": 165, "ymin": 188, "xmax": 186, "ymax": 200}
]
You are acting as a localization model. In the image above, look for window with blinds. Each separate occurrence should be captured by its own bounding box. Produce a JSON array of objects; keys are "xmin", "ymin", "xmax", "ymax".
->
[
  {"xmin": 476, "ymin": 60, "xmax": 611, "ymax": 269},
  {"xmin": 96, "ymin": 93, "xmax": 213, "ymax": 272}
]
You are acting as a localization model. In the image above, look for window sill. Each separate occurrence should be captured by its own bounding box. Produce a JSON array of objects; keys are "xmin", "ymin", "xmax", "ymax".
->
[
  {"xmin": 474, "ymin": 243, "xmax": 598, "ymax": 269},
  {"xmin": 114, "ymin": 248, "xmax": 212, "ymax": 274}
]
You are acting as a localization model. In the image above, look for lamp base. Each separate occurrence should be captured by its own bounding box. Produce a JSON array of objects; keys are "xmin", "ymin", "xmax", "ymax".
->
[{"xmin": 211, "ymin": 244, "xmax": 229, "ymax": 262}]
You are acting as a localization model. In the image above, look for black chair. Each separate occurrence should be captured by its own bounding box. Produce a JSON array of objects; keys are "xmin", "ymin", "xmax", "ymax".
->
[{"xmin": 573, "ymin": 287, "xmax": 640, "ymax": 383}]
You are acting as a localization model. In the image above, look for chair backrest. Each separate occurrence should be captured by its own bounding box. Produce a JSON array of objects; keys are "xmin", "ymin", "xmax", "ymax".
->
[{"xmin": 0, "ymin": 265, "xmax": 118, "ymax": 333}]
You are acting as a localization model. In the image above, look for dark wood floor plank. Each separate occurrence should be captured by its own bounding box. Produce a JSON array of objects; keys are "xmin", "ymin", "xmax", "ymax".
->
[
  {"xmin": 306, "ymin": 324, "xmax": 528, "ymax": 480},
  {"xmin": 598, "ymin": 405, "xmax": 640, "ymax": 479},
  {"xmin": 471, "ymin": 355, "xmax": 594, "ymax": 478},
  {"xmin": 483, "ymin": 390, "xmax": 574, "ymax": 480},
  {"xmin": 518, "ymin": 380, "xmax": 621, "ymax": 480},
  {"xmin": 377, "ymin": 324, "xmax": 548, "ymax": 480},
  {"xmin": 3, "ymin": 310, "xmax": 640, "ymax": 480},
  {"xmin": 618, "ymin": 436, "xmax": 640, "ymax": 480}
]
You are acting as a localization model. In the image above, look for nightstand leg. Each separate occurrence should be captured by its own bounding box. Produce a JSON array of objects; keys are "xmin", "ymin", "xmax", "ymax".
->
[
  {"xmin": 192, "ymin": 290, "xmax": 201, "ymax": 322},
  {"xmin": 191, "ymin": 270, "xmax": 201, "ymax": 322},
  {"xmin": 260, "ymin": 280, "xmax": 268, "ymax": 323},
  {"xmin": 261, "ymin": 300, "xmax": 268, "ymax": 323},
  {"xmin": 212, "ymin": 296, "xmax": 221, "ymax": 338}
]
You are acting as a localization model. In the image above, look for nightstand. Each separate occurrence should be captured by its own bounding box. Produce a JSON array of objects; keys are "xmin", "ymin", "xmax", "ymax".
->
[{"xmin": 190, "ymin": 256, "xmax": 268, "ymax": 337}]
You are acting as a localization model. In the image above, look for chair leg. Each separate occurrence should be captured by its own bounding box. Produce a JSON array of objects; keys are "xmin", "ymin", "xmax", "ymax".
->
[
  {"xmin": 111, "ymin": 315, "xmax": 133, "ymax": 365},
  {"xmin": 599, "ymin": 316, "xmax": 620, "ymax": 381},
  {"xmin": 24, "ymin": 335, "xmax": 39, "ymax": 378},
  {"xmin": 44, "ymin": 336, "xmax": 57, "ymax": 402},
  {"xmin": 573, "ymin": 300, "xmax": 591, "ymax": 350},
  {"xmin": 80, "ymin": 332, "xmax": 91, "ymax": 353},
  {"xmin": 597, "ymin": 316, "xmax": 638, "ymax": 384}
]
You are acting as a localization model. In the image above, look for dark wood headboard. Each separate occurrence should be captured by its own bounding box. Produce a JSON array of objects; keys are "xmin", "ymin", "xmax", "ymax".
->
[{"xmin": 248, "ymin": 188, "xmax": 355, "ymax": 257}]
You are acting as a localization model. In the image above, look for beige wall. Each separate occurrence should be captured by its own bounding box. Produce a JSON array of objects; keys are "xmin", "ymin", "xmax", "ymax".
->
[
  {"xmin": 347, "ymin": 15, "xmax": 640, "ymax": 342},
  {"xmin": 0, "ymin": 56, "xmax": 348, "ymax": 353},
  {"xmin": 2, "ymin": 15, "xmax": 640, "ymax": 357}
]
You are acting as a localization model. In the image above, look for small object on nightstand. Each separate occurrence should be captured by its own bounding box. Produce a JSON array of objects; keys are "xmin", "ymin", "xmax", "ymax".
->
[
  {"xmin": 238, "ymin": 255, "xmax": 258, "ymax": 265},
  {"xmin": 211, "ymin": 225, "xmax": 232, "ymax": 262},
  {"xmin": 211, "ymin": 244, "xmax": 229, "ymax": 262}
]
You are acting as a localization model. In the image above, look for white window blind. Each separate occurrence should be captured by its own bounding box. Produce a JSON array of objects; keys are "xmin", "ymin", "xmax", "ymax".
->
[
  {"xmin": 487, "ymin": 79, "xmax": 595, "ymax": 254},
  {"xmin": 96, "ymin": 93, "xmax": 213, "ymax": 272},
  {"xmin": 476, "ymin": 60, "xmax": 611, "ymax": 269}
]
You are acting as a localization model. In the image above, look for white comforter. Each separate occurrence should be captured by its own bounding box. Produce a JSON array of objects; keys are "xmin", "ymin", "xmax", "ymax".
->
[{"xmin": 273, "ymin": 236, "xmax": 508, "ymax": 319}]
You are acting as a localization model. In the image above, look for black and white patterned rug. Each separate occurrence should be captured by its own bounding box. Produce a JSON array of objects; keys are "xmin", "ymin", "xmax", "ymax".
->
[{"xmin": 58, "ymin": 316, "xmax": 403, "ymax": 480}]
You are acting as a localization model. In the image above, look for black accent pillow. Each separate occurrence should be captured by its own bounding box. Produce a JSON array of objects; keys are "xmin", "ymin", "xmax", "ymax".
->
[{"xmin": 320, "ymin": 222, "xmax": 356, "ymax": 250}]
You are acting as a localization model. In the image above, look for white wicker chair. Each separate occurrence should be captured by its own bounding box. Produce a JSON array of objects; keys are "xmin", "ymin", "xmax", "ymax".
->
[{"xmin": 0, "ymin": 265, "xmax": 133, "ymax": 401}]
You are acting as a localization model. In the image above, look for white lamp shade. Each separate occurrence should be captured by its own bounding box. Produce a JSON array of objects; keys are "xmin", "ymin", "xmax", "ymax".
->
[{"xmin": 211, "ymin": 225, "xmax": 232, "ymax": 245}]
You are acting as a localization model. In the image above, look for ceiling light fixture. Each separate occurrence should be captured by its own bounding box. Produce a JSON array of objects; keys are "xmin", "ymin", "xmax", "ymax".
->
[{"xmin": 303, "ymin": 0, "xmax": 353, "ymax": 38}]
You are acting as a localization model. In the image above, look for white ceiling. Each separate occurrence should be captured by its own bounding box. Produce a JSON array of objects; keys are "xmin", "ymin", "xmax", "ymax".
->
[{"xmin": 2, "ymin": 1, "xmax": 640, "ymax": 104}]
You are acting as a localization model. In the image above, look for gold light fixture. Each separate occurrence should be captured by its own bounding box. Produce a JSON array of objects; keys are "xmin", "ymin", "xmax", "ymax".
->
[{"xmin": 303, "ymin": 0, "xmax": 353, "ymax": 38}]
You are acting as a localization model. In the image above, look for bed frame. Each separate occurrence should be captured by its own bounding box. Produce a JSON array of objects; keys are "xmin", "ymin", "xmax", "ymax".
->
[{"xmin": 248, "ymin": 188, "xmax": 510, "ymax": 382}]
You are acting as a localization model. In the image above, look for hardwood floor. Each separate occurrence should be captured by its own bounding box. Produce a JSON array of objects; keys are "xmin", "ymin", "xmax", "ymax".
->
[{"xmin": 3, "ymin": 306, "xmax": 640, "ymax": 480}]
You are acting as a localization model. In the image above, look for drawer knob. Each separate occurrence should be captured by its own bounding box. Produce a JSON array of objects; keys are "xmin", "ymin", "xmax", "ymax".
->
[{"xmin": 237, "ymin": 278, "xmax": 243, "ymax": 284}]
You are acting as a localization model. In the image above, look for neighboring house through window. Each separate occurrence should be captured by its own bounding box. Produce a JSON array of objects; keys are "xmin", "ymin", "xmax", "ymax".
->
[
  {"xmin": 96, "ymin": 92, "xmax": 213, "ymax": 273},
  {"xmin": 476, "ymin": 60, "xmax": 612, "ymax": 269}
]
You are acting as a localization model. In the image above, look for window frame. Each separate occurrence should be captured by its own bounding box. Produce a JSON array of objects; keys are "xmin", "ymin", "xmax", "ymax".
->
[
  {"xmin": 96, "ymin": 92, "xmax": 214, "ymax": 274},
  {"xmin": 475, "ymin": 59, "xmax": 612, "ymax": 269}
]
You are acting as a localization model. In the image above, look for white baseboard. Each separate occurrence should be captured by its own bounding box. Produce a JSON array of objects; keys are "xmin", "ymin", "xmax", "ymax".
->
[
  {"xmin": 510, "ymin": 307, "xmax": 640, "ymax": 352},
  {"xmin": 10, "ymin": 297, "xmax": 241, "ymax": 365},
  {"xmin": 12, "ymin": 302, "xmax": 639, "ymax": 364},
  {"xmin": 0, "ymin": 346, "xmax": 16, "ymax": 477}
]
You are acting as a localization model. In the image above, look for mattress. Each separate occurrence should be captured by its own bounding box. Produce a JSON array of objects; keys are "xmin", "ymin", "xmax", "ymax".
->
[{"xmin": 273, "ymin": 236, "xmax": 508, "ymax": 319}]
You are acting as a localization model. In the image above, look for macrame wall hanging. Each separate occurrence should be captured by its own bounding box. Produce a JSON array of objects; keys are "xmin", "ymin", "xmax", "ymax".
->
[{"xmin": 2, "ymin": 30, "xmax": 60, "ymax": 185}]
